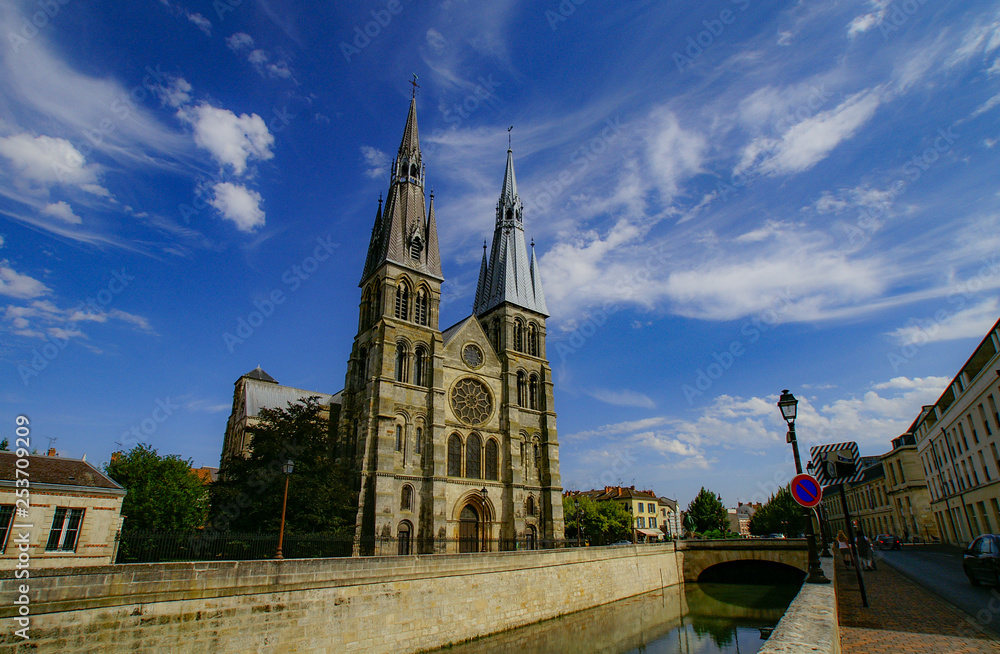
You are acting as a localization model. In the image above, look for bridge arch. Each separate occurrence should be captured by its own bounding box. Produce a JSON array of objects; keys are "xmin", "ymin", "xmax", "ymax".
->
[
  {"xmin": 697, "ymin": 559, "xmax": 805, "ymax": 585},
  {"xmin": 678, "ymin": 539, "xmax": 809, "ymax": 583}
]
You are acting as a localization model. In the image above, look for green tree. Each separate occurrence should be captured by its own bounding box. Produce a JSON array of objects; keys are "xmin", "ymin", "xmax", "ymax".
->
[
  {"xmin": 104, "ymin": 444, "xmax": 209, "ymax": 531},
  {"xmin": 209, "ymin": 397, "xmax": 358, "ymax": 536},
  {"xmin": 748, "ymin": 486, "xmax": 806, "ymax": 537},
  {"xmin": 562, "ymin": 495, "xmax": 633, "ymax": 545},
  {"xmin": 686, "ymin": 487, "xmax": 728, "ymax": 534}
]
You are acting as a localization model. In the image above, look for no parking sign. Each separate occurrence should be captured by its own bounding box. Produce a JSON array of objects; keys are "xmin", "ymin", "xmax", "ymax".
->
[{"xmin": 790, "ymin": 474, "xmax": 822, "ymax": 508}]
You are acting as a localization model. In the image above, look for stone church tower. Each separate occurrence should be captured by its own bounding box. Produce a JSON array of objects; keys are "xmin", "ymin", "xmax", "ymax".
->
[{"xmin": 337, "ymin": 96, "xmax": 564, "ymax": 553}]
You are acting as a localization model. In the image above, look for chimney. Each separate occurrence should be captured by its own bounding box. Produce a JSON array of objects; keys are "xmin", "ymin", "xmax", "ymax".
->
[{"xmin": 47, "ymin": 447, "xmax": 57, "ymax": 456}]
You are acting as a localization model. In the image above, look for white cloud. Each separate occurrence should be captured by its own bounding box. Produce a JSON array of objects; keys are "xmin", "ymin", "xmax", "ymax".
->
[
  {"xmin": 209, "ymin": 182, "xmax": 265, "ymax": 232},
  {"xmin": 587, "ymin": 389, "xmax": 656, "ymax": 409},
  {"xmin": 177, "ymin": 104, "xmax": 274, "ymax": 175},
  {"xmin": 847, "ymin": 1, "xmax": 891, "ymax": 38},
  {"xmin": 225, "ymin": 33, "xmax": 293, "ymax": 79},
  {"xmin": 742, "ymin": 89, "xmax": 882, "ymax": 176},
  {"xmin": 361, "ymin": 146, "xmax": 389, "ymax": 179},
  {"xmin": 888, "ymin": 298, "xmax": 1000, "ymax": 346},
  {"xmin": 41, "ymin": 201, "xmax": 82, "ymax": 224},
  {"xmin": 155, "ymin": 77, "xmax": 192, "ymax": 108},
  {"xmin": 0, "ymin": 262, "xmax": 50, "ymax": 299},
  {"xmin": 226, "ymin": 32, "xmax": 255, "ymax": 51},
  {"xmin": 427, "ymin": 28, "xmax": 446, "ymax": 51},
  {"xmin": 186, "ymin": 12, "xmax": 212, "ymax": 35},
  {"xmin": 0, "ymin": 133, "xmax": 109, "ymax": 195},
  {"xmin": 645, "ymin": 109, "xmax": 706, "ymax": 200}
]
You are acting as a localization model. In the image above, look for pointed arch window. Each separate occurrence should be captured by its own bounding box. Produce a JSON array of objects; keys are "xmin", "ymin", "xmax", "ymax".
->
[
  {"xmin": 360, "ymin": 287, "xmax": 372, "ymax": 331},
  {"xmin": 401, "ymin": 485, "xmax": 413, "ymax": 511},
  {"xmin": 395, "ymin": 282, "xmax": 410, "ymax": 320},
  {"xmin": 410, "ymin": 234, "xmax": 423, "ymax": 260},
  {"xmin": 485, "ymin": 439, "xmax": 499, "ymax": 481},
  {"xmin": 526, "ymin": 496, "xmax": 535, "ymax": 517},
  {"xmin": 448, "ymin": 434, "xmax": 462, "ymax": 477},
  {"xmin": 517, "ymin": 371, "xmax": 527, "ymax": 407},
  {"xmin": 415, "ymin": 426, "xmax": 423, "ymax": 455},
  {"xmin": 413, "ymin": 345, "xmax": 428, "ymax": 386},
  {"xmin": 395, "ymin": 343, "xmax": 409, "ymax": 383},
  {"xmin": 357, "ymin": 346, "xmax": 368, "ymax": 385},
  {"xmin": 415, "ymin": 288, "xmax": 429, "ymax": 326},
  {"xmin": 528, "ymin": 374, "xmax": 539, "ymax": 410},
  {"xmin": 395, "ymin": 424, "xmax": 403, "ymax": 453},
  {"xmin": 466, "ymin": 433, "xmax": 482, "ymax": 480},
  {"xmin": 533, "ymin": 440, "xmax": 541, "ymax": 471},
  {"xmin": 513, "ymin": 319, "xmax": 525, "ymax": 352},
  {"xmin": 527, "ymin": 323, "xmax": 538, "ymax": 356}
]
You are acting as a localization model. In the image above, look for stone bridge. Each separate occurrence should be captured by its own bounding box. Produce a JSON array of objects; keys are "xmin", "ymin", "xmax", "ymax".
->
[{"xmin": 677, "ymin": 538, "xmax": 809, "ymax": 582}]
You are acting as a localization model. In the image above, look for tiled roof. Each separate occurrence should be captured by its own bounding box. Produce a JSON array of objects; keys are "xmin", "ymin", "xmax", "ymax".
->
[
  {"xmin": 243, "ymin": 366, "xmax": 278, "ymax": 383},
  {"xmin": 0, "ymin": 452, "xmax": 124, "ymax": 491}
]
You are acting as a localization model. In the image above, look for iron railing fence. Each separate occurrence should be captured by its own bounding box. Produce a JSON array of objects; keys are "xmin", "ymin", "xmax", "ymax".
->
[{"xmin": 114, "ymin": 531, "xmax": 582, "ymax": 564}]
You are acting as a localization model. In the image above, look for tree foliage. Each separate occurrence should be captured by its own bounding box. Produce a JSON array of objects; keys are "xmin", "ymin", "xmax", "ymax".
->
[
  {"xmin": 104, "ymin": 444, "xmax": 209, "ymax": 531},
  {"xmin": 209, "ymin": 397, "xmax": 358, "ymax": 536},
  {"xmin": 562, "ymin": 495, "xmax": 633, "ymax": 545},
  {"xmin": 686, "ymin": 487, "xmax": 728, "ymax": 534},
  {"xmin": 748, "ymin": 485, "xmax": 807, "ymax": 536}
]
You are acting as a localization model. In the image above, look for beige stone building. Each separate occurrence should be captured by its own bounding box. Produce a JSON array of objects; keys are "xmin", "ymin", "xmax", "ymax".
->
[
  {"xmin": 221, "ymin": 97, "xmax": 564, "ymax": 553},
  {"xmin": 0, "ymin": 452, "xmax": 125, "ymax": 568},
  {"xmin": 912, "ymin": 316, "xmax": 1000, "ymax": 545},
  {"xmin": 580, "ymin": 486, "xmax": 663, "ymax": 541},
  {"xmin": 882, "ymin": 429, "xmax": 939, "ymax": 542},
  {"xmin": 821, "ymin": 458, "xmax": 893, "ymax": 540}
]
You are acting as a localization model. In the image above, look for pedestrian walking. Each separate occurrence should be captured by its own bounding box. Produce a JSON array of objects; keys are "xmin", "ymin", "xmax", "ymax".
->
[
  {"xmin": 855, "ymin": 524, "xmax": 876, "ymax": 571},
  {"xmin": 837, "ymin": 529, "xmax": 853, "ymax": 568}
]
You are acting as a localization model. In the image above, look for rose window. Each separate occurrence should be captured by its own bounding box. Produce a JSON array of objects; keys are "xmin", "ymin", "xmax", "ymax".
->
[{"xmin": 450, "ymin": 377, "xmax": 493, "ymax": 426}]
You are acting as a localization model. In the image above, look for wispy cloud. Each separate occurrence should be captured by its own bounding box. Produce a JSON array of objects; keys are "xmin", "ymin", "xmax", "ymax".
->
[{"xmin": 587, "ymin": 389, "xmax": 656, "ymax": 409}]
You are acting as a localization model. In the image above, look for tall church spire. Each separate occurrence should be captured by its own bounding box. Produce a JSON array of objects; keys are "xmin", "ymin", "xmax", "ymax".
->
[
  {"xmin": 360, "ymin": 96, "xmax": 442, "ymax": 285},
  {"xmin": 474, "ymin": 148, "xmax": 548, "ymax": 317}
]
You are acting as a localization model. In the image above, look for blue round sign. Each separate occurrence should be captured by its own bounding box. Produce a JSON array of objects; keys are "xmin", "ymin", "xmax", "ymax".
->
[{"xmin": 790, "ymin": 474, "xmax": 822, "ymax": 508}]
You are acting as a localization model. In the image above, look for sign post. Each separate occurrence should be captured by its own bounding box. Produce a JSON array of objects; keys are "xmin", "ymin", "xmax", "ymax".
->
[
  {"xmin": 810, "ymin": 442, "xmax": 869, "ymax": 607},
  {"xmin": 790, "ymin": 474, "xmax": 822, "ymax": 508}
]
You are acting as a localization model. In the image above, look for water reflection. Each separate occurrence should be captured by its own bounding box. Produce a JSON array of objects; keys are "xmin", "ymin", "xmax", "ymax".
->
[{"xmin": 432, "ymin": 582, "xmax": 799, "ymax": 654}]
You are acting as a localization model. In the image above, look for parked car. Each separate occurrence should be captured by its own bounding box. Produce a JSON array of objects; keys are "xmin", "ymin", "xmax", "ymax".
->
[
  {"xmin": 963, "ymin": 534, "xmax": 1000, "ymax": 586},
  {"xmin": 875, "ymin": 534, "xmax": 902, "ymax": 550}
]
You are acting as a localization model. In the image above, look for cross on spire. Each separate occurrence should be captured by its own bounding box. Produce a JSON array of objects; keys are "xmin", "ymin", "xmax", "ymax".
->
[
  {"xmin": 507, "ymin": 125, "xmax": 514, "ymax": 151},
  {"xmin": 410, "ymin": 74, "xmax": 420, "ymax": 97}
]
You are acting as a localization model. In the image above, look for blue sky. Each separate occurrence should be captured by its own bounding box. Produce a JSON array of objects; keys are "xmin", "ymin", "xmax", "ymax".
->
[{"xmin": 1, "ymin": 0, "xmax": 999, "ymax": 509}]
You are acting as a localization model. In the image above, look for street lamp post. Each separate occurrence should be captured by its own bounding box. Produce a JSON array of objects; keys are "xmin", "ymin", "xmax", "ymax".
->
[
  {"xmin": 275, "ymin": 459, "xmax": 294, "ymax": 560},
  {"xmin": 574, "ymin": 498, "xmax": 581, "ymax": 547},
  {"xmin": 480, "ymin": 487, "xmax": 489, "ymax": 552},
  {"xmin": 778, "ymin": 390, "xmax": 830, "ymax": 585}
]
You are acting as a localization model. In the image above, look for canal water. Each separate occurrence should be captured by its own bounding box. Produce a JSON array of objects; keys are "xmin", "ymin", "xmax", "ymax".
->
[{"xmin": 430, "ymin": 580, "xmax": 801, "ymax": 654}]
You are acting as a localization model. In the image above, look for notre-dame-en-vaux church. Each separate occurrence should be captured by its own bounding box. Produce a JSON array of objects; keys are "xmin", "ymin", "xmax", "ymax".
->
[{"xmin": 221, "ymin": 96, "xmax": 564, "ymax": 553}]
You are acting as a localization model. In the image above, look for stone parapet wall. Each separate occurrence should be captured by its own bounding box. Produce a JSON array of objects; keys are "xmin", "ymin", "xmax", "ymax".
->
[
  {"xmin": 759, "ymin": 558, "xmax": 839, "ymax": 654},
  {"xmin": 0, "ymin": 544, "xmax": 680, "ymax": 653}
]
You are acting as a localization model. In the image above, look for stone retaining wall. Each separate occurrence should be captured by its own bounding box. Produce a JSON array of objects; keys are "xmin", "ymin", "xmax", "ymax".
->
[
  {"xmin": 0, "ymin": 544, "xmax": 681, "ymax": 653},
  {"xmin": 759, "ymin": 558, "xmax": 840, "ymax": 654}
]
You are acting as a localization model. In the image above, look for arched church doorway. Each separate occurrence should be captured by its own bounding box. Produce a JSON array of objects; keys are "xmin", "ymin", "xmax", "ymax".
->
[
  {"xmin": 459, "ymin": 505, "xmax": 480, "ymax": 553},
  {"xmin": 526, "ymin": 525, "xmax": 537, "ymax": 550}
]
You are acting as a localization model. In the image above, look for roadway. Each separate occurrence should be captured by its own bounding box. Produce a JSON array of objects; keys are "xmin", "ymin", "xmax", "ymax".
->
[{"xmin": 874, "ymin": 544, "xmax": 1000, "ymax": 637}]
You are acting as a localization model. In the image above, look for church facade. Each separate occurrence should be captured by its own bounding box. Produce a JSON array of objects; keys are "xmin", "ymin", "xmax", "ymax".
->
[{"xmin": 222, "ymin": 96, "xmax": 564, "ymax": 553}]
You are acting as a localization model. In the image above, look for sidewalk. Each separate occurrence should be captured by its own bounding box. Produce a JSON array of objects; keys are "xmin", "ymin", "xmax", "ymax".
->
[{"xmin": 835, "ymin": 555, "xmax": 1000, "ymax": 653}]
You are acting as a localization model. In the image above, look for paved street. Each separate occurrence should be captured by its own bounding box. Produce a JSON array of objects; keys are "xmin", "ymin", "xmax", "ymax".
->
[
  {"xmin": 876, "ymin": 545, "xmax": 1000, "ymax": 638},
  {"xmin": 835, "ymin": 548, "xmax": 1000, "ymax": 653}
]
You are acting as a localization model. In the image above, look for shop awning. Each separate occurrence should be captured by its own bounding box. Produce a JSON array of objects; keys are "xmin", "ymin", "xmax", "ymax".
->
[{"xmin": 637, "ymin": 528, "xmax": 664, "ymax": 537}]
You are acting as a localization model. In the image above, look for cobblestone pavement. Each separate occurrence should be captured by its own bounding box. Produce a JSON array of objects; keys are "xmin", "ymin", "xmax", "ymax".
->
[{"xmin": 836, "ymin": 557, "xmax": 1000, "ymax": 653}]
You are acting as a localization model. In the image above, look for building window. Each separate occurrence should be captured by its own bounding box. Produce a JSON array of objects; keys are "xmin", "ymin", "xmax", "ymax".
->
[
  {"xmin": 46, "ymin": 508, "xmax": 84, "ymax": 552},
  {"xmin": 517, "ymin": 371, "xmax": 527, "ymax": 407},
  {"xmin": 981, "ymin": 404, "xmax": 993, "ymax": 436},
  {"xmin": 413, "ymin": 346, "xmax": 428, "ymax": 386},
  {"xmin": 526, "ymin": 496, "xmax": 535, "ymax": 516},
  {"xmin": 415, "ymin": 288, "xmax": 428, "ymax": 326},
  {"xmin": 395, "ymin": 343, "xmax": 409, "ymax": 383},
  {"xmin": 395, "ymin": 425, "xmax": 403, "ymax": 453},
  {"xmin": 513, "ymin": 319, "xmax": 524, "ymax": 352},
  {"xmin": 466, "ymin": 433, "xmax": 482, "ymax": 479},
  {"xmin": 638, "ymin": 517, "xmax": 645, "ymax": 529},
  {"xmin": 990, "ymin": 395, "xmax": 1000, "ymax": 433},
  {"xmin": 410, "ymin": 234, "xmax": 423, "ymax": 260},
  {"xmin": 448, "ymin": 434, "xmax": 462, "ymax": 477},
  {"xmin": 395, "ymin": 282, "xmax": 410, "ymax": 320},
  {"xmin": 980, "ymin": 451, "xmax": 991, "ymax": 482},
  {"xmin": 648, "ymin": 503, "xmax": 655, "ymax": 513},
  {"xmin": 401, "ymin": 485, "xmax": 413, "ymax": 511},
  {"xmin": 528, "ymin": 374, "xmax": 538, "ymax": 410},
  {"xmin": 533, "ymin": 441, "xmax": 541, "ymax": 470},
  {"xmin": 638, "ymin": 503, "xmax": 644, "ymax": 514},
  {"xmin": 398, "ymin": 521, "xmax": 412, "ymax": 556},
  {"xmin": 485, "ymin": 439, "xmax": 499, "ymax": 481},
  {"xmin": 527, "ymin": 323, "xmax": 538, "ymax": 356},
  {"xmin": 0, "ymin": 505, "xmax": 13, "ymax": 552},
  {"xmin": 415, "ymin": 427, "xmax": 423, "ymax": 455}
]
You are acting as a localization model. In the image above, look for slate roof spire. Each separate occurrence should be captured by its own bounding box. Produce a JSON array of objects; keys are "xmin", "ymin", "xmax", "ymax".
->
[
  {"xmin": 360, "ymin": 95, "xmax": 442, "ymax": 285},
  {"xmin": 474, "ymin": 148, "xmax": 548, "ymax": 317}
]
